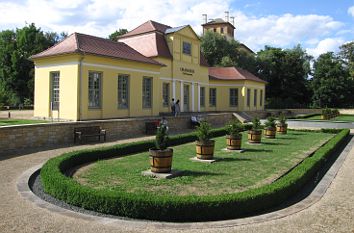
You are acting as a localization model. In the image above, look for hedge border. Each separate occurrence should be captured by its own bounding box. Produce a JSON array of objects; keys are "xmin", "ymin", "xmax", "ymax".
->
[{"xmin": 40, "ymin": 128, "xmax": 350, "ymax": 222}]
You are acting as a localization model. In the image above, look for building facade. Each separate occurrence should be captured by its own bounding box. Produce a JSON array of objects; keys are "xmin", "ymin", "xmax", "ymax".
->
[{"xmin": 32, "ymin": 20, "xmax": 266, "ymax": 121}]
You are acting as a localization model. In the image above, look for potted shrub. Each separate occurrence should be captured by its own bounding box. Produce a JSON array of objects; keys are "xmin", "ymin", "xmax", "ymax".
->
[
  {"xmin": 149, "ymin": 125, "xmax": 173, "ymax": 173},
  {"xmin": 264, "ymin": 116, "xmax": 276, "ymax": 139},
  {"xmin": 276, "ymin": 113, "xmax": 288, "ymax": 134},
  {"xmin": 225, "ymin": 120, "xmax": 243, "ymax": 150},
  {"xmin": 321, "ymin": 108, "xmax": 330, "ymax": 120},
  {"xmin": 195, "ymin": 121, "xmax": 215, "ymax": 160},
  {"xmin": 248, "ymin": 117, "xmax": 262, "ymax": 143}
]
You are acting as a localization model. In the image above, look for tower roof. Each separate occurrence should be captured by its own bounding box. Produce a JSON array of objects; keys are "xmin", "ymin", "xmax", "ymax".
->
[{"xmin": 202, "ymin": 18, "xmax": 235, "ymax": 29}]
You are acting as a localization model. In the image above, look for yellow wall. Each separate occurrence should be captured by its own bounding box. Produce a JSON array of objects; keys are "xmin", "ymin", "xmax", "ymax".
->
[
  {"xmin": 79, "ymin": 55, "xmax": 161, "ymax": 120},
  {"xmin": 34, "ymin": 55, "xmax": 79, "ymax": 120},
  {"xmin": 209, "ymin": 80, "xmax": 265, "ymax": 112},
  {"xmin": 33, "ymin": 25, "xmax": 265, "ymax": 121}
]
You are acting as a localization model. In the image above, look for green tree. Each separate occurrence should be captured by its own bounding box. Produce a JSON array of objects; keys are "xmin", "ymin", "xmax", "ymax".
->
[
  {"xmin": 200, "ymin": 31, "xmax": 257, "ymax": 72},
  {"xmin": 108, "ymin": 29, "xmax": 128, "ymax": 41},
  {"xmin": 256, "ymin": 45, "xmax": 312, "ymax": 108},
  {"xmin": 311, "ymin": 52, "xmax": 352, "ymax": 107},
  {"xmin": 0, "ymin": 23, "xmax": 58, "ymax": 106},
  {"xmin": 339, "ymin": 41, "xmax": 354, "ymax": 78}
]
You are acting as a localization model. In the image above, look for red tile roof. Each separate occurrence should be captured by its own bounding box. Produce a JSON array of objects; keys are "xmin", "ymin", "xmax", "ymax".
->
[
  {"xmin": 119, "ymin": 32, "xmax": 172, "ymax": 59},
  {"xmin": 119, "ymin": 20, "xmax": 209, "ymax": 66},
  {"xmin": 209, "ymin": 67, "xmax": 266, "ymax": 83},
  {"xmin": 119, "ymin": 20, "xmax": 171, "ymax": 38},
  {"xmin": 31, "ymin": 33, "xmax": 164, "ymax": 66}
]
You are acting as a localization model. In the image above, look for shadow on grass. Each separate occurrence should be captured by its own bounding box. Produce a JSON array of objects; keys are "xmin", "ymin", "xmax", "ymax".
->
[
  {"xmin": 182, "ymin": 170, "xmax": 225, "ymax": 177},
  {"xmin": 220, "ymin": 157, "xmax": 252, "ymax": 162},
  {"xmin": 261, "ymin": 141, "xmax": 285, "ymax": 145},
  {"xmin": 290, "ymin": 132, "xmax": 305, "ymax": 136},
  {"xmin": 244, "ymin": 148, "xmax": 273, "ymax": 153},
  {"xmin": 277, "ymin": 137, "xmax": 296, "ymax": 140}
]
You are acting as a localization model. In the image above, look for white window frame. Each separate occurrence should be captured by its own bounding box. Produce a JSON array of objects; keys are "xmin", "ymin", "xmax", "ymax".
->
[
  {"xmin": 88, "ymin": 71, "xmax": 102, "ymax": 109},
  {"xmin": 118, "ymin": 74, "xmax": 129, "ymax": 109}
]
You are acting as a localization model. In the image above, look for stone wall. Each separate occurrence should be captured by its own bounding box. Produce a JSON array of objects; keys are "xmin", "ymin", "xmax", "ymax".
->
[{"xmin": 0, "ymin": 113, "xmax": 233, "ymax": 152}]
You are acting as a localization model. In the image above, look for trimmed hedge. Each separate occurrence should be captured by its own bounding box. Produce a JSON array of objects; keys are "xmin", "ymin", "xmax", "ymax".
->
[{"xmin": 40, "ymin": 128, "xmax": 350, "ymax": 222}]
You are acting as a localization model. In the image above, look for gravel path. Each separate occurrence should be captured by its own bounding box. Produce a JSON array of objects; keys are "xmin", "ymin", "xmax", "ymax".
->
[{"xmin": 1, "ymin": 131, "xmax": 354, "ymax": 233}]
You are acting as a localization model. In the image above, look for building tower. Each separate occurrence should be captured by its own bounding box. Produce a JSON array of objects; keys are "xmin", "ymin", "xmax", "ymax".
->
[{"xmin": 202, "ymin": 11, "xmax": 235, "ymax": 40}]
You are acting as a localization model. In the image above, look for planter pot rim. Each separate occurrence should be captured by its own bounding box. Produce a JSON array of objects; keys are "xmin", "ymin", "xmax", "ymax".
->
[
  {"xmin": 248, "ymin": 129, "xmax": 262, "ymax": 133},
  {"xmin": 264, "ymin": 127, "xmax": 276, "ymax": 130},
  {"xmin": 226, "ymin": 134, "xmax": 242, "ymax": 139},
  {"xmin": 149, "ymin": 148, "xmax": 173, "ymax": 153},
  {"xmin": 196, "ymin": 140, "xmax": 215, "ymax": 146}
]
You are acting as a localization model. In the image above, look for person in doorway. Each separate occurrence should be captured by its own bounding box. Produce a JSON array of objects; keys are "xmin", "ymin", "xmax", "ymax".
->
[
  {"xmin": 174, "ymin": 99, "xmax": 180, "ymax": 117},
  {"xmin": 170, "ymin": 98, "xmax": 175, "ymax": 116}
]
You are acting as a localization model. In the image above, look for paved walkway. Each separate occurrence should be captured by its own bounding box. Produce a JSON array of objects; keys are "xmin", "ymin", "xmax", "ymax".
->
[{"xmin": 1, "ymin": 131, "xmax": 354, "ymax": 233}]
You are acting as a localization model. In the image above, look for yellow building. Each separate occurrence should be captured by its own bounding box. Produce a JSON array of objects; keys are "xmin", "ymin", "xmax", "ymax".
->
[{"xmin": 31, "ymin": 20, "xmax": 266, "ymax": 121}]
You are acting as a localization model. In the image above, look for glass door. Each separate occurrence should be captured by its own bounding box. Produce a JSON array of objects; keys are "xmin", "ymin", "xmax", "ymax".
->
[{"xmin": 183, "ymin": 84, "xmax": 189, "ymax": 112}]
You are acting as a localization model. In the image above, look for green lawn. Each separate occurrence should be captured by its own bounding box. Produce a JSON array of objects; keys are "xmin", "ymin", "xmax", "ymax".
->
[
  {"xmin": 305, "ymin": 114, "xmax": 354, "ymax": 122},
  {"xmin": 74, "ymin": 130, "xmax": 333, "ymax": 197},
  {"xmin": 0, "ymin": 119, "xmax": 48, "ymax": 126}
]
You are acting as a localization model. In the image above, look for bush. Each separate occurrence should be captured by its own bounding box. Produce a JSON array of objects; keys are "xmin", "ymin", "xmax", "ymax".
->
[
  {"xmin": 195, "ymin": 121, "xmax": 212, "ymax": 143},
  {"xmin": 264, "ymin": 116, "xmax": 276, "ymax": 128},
  {"xmin": 251, "ymin": 117, "xmax": 261, "ymax": 131},
  {"xmin": 40, "ymin": 129, "xmax": 349, "ymax": 222},
  {"xmin": 154, "ymin": 125, "xmax": 168, "ymax": 150},
  {"xmin": 225, "ymin": 120, "xmax": 243, "ymax": 137}
]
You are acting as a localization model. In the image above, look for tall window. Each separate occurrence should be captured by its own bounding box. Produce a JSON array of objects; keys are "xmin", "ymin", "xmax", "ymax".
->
[
  {"xmin": 88, "ymin": 72, "xmax": 102, "ymax": 108},
  {"xmin": 162, "ymin": 83, "xmax": 170, "ymax": 107},
  {"xmin": 50, "ymin": 72, "xmax": 60, "ymax": 110},
  {"xmin": 118, "ymin": 74, "xmax": 129, "ymax": 109},
  {"xmin": 142, "ymin": 77, "xmax": 152, "ymax": 108},
  {"xmin": 209, "ymin": 88, "xmax": 216, "ymax": 107},
  {"xmin": 254, "ymin": 89, "xmax": 257, "ymax": 107},
  {"xmin": 260, "ymin": 90, "xmax": 263, "ymax": 106},
  {"xmin": 220, "ymin": 27, "xmax": 224, "ymax": 34},
  {"xmin": 229, "ymin": 88, "xmax": 238, "ymax": 107},
  {"xmin": 247, "ymin": 89, "xmax": 251, "ymax": 107},
  {"xmin": 200, "ymin": 87, "xmax": 205, "ymax": 107},
  {"xmin": 182, "ymin": 41, "xmax": 191, "ymax": 55}
]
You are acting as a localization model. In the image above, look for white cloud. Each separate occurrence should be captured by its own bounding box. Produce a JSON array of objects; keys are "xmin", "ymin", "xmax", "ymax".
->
[
  {"xmin": 231, "ymin": 11, "xmax": 344, "ymax": 52},
  {"xmin": 348, "ymin": 6, "xmax": 354, "ymax": 17},
  {"xmin": 0, "ymin": 0, "xmax": 347, "ymax": 57},
  {"xmin": 306, "ymin": 38, "xmax": 344, "ymax": 58}
]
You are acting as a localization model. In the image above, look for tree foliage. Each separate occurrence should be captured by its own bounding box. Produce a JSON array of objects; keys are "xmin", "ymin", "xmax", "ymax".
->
[
  {"xmin": 256, "ymin": 45, "xmax": 312, "ymax": 108},
  {"xmin": 311, "ymin": 52, "xmax": 353, "ymax": 108},
  {"xmin": 108, "ymin": 29, "xmax": 128, "ymax": 41},
  {"xmin": 0, "ymin": 23, "xmax": 65, "ymax": 106},
  {"xmin": 200, "ymin": 31, "xmax": 257, "ymax": 72}
]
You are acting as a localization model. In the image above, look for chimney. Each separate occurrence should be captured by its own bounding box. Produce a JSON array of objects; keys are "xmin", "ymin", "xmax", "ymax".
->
[
  {"xmin": 230, "ymin": 16, "xmax": 235, "ymax": 25},
  {"xmin": 202, "ymin": 14, "xmax": 207, "ymax": 24},
  {"xmin": 225, "ymin": 11, "xmax": 229, "ymax": 22}
]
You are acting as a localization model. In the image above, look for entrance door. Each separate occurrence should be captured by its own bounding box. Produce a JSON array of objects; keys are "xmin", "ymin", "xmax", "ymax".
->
[{"xmin": 183, "ymin": 84, "xmax": 189, "ymax": 112}]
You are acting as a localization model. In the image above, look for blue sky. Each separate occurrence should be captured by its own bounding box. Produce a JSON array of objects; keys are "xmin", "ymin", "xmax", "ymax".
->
[{"xmin": 0, "ymin": 0, "xmax": 353, "ymax": 57}]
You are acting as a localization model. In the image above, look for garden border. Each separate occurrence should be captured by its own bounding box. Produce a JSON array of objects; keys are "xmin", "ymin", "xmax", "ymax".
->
[{"xmin": 39, "ymin": 128, "xmax": 349, "ymax": 222}]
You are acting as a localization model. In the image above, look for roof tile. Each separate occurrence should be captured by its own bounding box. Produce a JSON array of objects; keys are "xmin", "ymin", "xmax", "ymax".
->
[
  {"xmin": 209, "ymin": 67, "xmax": 266, "ymax": 83},
  {"xmin": 31, "ymin": 33, "xmax": 164, "ymax": 66}
]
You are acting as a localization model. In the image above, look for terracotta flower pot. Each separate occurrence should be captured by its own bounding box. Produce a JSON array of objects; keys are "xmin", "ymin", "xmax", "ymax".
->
[
  {"xmin": 264, "ymin": 127, "xmax": 276, "ymax": 139},
  {"xmin": 196, "ymin": 140, "xmax": 215, "ymax": 160},
  {"xmin": 149, "ymin": 148, "xmax": 173, "ymax": 173},
  {"xmin": 248, "ymin": 130, "xmax": 262, "ymax": 143},
  {"xmin": 226, "ymin": 134, "xmax": 242, "ymax": 150}
]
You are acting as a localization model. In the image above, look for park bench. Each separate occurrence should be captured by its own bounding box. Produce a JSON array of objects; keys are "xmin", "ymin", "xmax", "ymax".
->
[
  {"xmin": 145, "ymin": 120, "xmax": 160, "ymax": 135},
  {"xmin": 74, "ymin": 126, "xmax": 106, "ymax": 143}
]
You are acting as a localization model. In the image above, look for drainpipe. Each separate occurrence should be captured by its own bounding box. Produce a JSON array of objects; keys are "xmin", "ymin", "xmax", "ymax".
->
[{"xmin": 78, "ymin": 55, "xmax": 84, "ymax": 121}]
